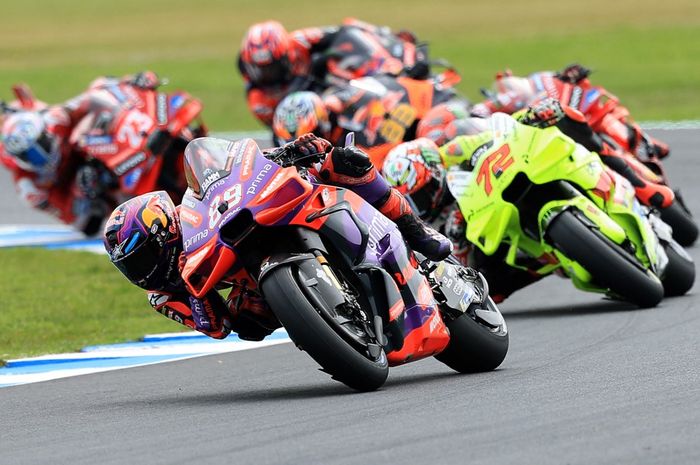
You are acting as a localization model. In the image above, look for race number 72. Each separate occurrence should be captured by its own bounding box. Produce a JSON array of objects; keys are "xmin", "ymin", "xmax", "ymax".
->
[{"xmin": 477, "ymin": 143, "xmax": 515, "ymax": 195}]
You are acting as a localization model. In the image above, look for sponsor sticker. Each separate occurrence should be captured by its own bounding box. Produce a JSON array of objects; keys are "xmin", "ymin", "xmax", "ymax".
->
[
  {"xmin": 247, "ymin": 164, "xmax": 273, "ymax": 195},
  {"xmin": 180, "ymin": 207, "xmax": 203, "ymax": 228},
  {"xmin": 183, "ymin": 228, "xmax": 209, "ymax": 252},
  {"xmin": 114, "ymin": 152, "xmax": 147, "ymax": 176}
]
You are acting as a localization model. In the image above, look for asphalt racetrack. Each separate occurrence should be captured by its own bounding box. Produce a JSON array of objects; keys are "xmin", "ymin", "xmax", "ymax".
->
[{"xmin": 1, "ymin": 130, "xmax": 699, "ymax": 465}]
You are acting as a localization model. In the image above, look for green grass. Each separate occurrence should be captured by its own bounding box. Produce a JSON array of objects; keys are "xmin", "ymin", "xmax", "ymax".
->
[
  {"xmin": 1, "ymin": 0, "xmax": 699, "ymax": 358},
  {"xmin": 0, "ymin": 248, "xmax": 185, "ymax": 361},
  {"xmin": 1, "ymin": 0, "xmax": 699, "ymax": 131}
]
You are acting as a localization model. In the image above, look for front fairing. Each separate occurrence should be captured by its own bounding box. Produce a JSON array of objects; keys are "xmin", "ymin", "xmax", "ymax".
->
[{"xmin": 179, "ymin": 137, "xmax": 313, "ymax": 296}]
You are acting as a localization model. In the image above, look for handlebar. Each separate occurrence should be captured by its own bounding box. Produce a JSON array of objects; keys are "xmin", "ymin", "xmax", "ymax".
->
[{"xmin": 267, "ymin": 144, "xmax": 326, "ymax": 168}]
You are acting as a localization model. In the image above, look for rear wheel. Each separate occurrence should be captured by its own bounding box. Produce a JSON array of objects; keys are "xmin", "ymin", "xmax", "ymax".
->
[
  {"xmin": 547, "ymin": 210, "xmax": 664, "ymax": 308},
  {"xmin": 660, "ymin": 199, "xmax": 698, "ymax": 247},
  {"xmin": 261, "ymin": 262, "xmax": 388, "ymax": 392},
  {"xmin": 435, "ymin": 297, "xmax": 508, "ymax": 373},
  {"xmin": 661, "ymin": 242, "xmax": 695, "ymax": 296}
]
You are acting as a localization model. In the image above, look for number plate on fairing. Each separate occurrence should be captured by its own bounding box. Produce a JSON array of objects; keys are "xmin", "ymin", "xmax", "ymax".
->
[{"xmin": 432, "ymin": 261, "xmax": 477, "ymax": 312}]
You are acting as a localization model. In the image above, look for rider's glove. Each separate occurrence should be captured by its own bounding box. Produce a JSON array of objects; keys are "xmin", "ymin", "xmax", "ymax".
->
[
  {"xmin": 188, "ymin": 291, "xmax": 231, "ymax": 339},
  {"xmin": 555, "ymin": 63, "xmax": 591, "ymax": 84},
  {"xmin": 286, "ymin": 133, "xmax": 332, "ymax": 166},
  {"xmin": 520, "ymin": 98, "xmax": 566, "ymax": 128},
  {"xmin": 396, "ymin": 29, "xmax": 418, "ymax": 44}
]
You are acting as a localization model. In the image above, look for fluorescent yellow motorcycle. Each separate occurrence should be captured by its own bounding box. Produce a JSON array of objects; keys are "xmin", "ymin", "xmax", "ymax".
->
[{"xmin": 442, "ymin": 114, "xmax": 694, "ymax": 308}]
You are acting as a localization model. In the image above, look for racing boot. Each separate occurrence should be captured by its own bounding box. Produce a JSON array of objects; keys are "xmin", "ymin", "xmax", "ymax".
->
[
  {"xmin": 377, "ymin": 188, "xmax": 453, "ymax": 261},
  {"xmin": 633, "ymin": 181, "xmax": 675, "ymax": 209},
  {"xmin": 599, "ymin": 154, "xmax": 674, "ymax": 208},
  {"xmin": 649, "ymin": 137, "xmax": 670, "ymax": 159}
]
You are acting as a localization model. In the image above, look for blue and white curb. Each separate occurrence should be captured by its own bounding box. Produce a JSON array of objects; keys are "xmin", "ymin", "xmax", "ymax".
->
[
  {"xmin": 0, "ymin": 228, "xmax": 291, "ymax": 388},
  {"xmin": 0, "ymin": 224, "xmax": 104, "ymax": 253},
  {"xmin": 0, "ymin": 330, "xmax": 291, "ymax": 388}
]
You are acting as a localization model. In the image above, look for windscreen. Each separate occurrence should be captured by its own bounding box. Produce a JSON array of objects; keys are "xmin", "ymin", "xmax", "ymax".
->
[{"xmin": 184, "ymin": 137, "xmax": 236, "ymax": 200}]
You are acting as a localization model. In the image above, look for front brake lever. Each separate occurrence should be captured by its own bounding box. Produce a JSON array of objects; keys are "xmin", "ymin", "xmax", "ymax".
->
[{"xmin": 344, "ymin": 132, "xmax": 355, "ymax": 148}]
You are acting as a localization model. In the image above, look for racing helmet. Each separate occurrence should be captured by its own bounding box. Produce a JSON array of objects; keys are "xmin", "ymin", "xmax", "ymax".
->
[
  {"xmin": 240, "ymin": 21, "xmax": 293, "ymax": 86},
  {"xmin": 382, "ymin": 138, "xmax": 447, "ymax": 220},
  {"xmin": 103, "ymin": 191, "xmax": 182, "ymax": 290},
  {"xmin": 1, "ymin": 112, "xmax": 59, "ymax": 174},
  {"xmin": 494, "ymin": 75, "xmax": 536, "ymax": 108},
  {"xmin": 416, "ymin": 101, "xmax": 471, "ymax": 146},
  {"xmin": 273, "ymin": 91, "xmax": 331, "ymax": 143}
]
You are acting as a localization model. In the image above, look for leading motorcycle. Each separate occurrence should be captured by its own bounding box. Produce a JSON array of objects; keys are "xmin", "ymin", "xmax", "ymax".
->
[{"xmin": 178, "ymin": 136, "xmax": 508, "ymax": 391}]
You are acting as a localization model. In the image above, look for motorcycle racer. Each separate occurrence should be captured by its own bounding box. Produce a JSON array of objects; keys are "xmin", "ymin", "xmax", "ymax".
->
[
  {"xmin": 104, "ymin": 134, "xmax": 452, "ymax": 341},
  {"xmin": 0, "ymin": 71, "xmax": 163, "ymax": 235},
  {"xmin": 382, "ymin": 98, "xmax": 673, "ymax": 302},
  {"xmin": 272, "ymin": 71, "xmax": 465, "ymax": 166},
  {"xmin": 238, "ymin": 18, "xmax": 429, "ymax": 126},
  {"xmin": 472, "ymin": 64, "xmax": 671, "ymax": 159}
]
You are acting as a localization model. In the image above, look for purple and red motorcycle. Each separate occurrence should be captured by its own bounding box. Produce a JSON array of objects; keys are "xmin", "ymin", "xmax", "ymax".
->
[{"xmin": 178, "ymin": 136, "xmax": 508, "ymax": 391}]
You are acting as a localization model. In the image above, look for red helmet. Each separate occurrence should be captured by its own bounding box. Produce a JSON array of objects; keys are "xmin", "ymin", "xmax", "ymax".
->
[
  {"xmin": 103, "ymin": 191, "xmax": 182, "ymax": 290},
  {"xmin": 416, "ymin": 101, "xmax": 470, "ymax": 146},
  {"xmin": 382, "ymin": 138, "xmax": 446, "ymax": 220},
  {"xmin": 273, "ymin": 91, "xmax": 331, "ymax": 143},
  {"xmin": 240, "ymin": 21, "xmax": 293, "ymax": 86}
]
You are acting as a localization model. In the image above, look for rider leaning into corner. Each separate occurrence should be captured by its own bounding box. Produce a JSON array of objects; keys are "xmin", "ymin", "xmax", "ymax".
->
[
  {"xmin": 0, "ymin": 71, "xmax": 161, "ymax": 235},
  {"xmin": 238, "ymin": 17, "xmax": 430, "ymax": 127},
  {"xmin": 381, "ymin": 97, "xmax": 674, "ymax": 303},
  {"xmin": 103, "ymin": 134, "xmax": 452, "ymax": 341}
]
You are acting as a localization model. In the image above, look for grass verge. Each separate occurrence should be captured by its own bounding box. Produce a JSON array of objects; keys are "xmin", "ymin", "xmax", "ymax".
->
[
  {"xmin": 1, "ymin": 0, "xmax": 698, "ymax": 130},
  {"xmin": 0, "ymin": 248, "xmax": 185, "ymax": 362}
]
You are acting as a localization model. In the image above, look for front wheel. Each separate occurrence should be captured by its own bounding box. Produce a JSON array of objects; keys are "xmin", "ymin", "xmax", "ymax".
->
[
  {"xmin": 661, "ymin": 242, "xmax": 695, "ymax": 296},
  {"xmin": 660, "ymin": 199, "xmax": 698, "ymax": 247},
  {"xmin": 261, "ymin": 262, "xmax": 388, "ymax": 392},
  {"xmin": 547, "ymin": 210, "xmax": 664, "ymax": 308},
  {"xmin": 435, "ymin": 297, "xmax": 509, "ymax": 373}
]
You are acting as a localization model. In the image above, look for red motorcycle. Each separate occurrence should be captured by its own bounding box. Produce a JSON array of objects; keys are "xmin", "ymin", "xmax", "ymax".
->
[
  {"xmin": 69, "ymin": 78, "xmax": 207, "ymax": 205},
  {"xmin": 6, "ymin": 77, "xmax": 206, "ymax": 207},
  {"xmin": 281, "ymin": 68, "xmax": 465, "ymax": 168},
  {"xmin": 179, "ymin": 136, "xmax": 508, "ymax": 391}
]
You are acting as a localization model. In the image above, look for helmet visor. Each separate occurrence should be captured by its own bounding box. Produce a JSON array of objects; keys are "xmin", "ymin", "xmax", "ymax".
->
[
  {"xmin": 8, "ymin": 130, "xmax": 56, "ymax": 173},
  {"xmin": 111, "ymin": 232, "xmax": 166, "ymax": 288},
  {"xmin": 246, "ymin": 58, "xmax": 290, "ymax": 86}
]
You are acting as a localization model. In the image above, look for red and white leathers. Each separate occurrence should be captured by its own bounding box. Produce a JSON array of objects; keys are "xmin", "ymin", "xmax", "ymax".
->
[
  {"xmin": 239, "ymin": 18, "xmax": 424, "ymax": 127},
  {"xmin": 0, "ymin": 105, "xmax": 95, "ymax": 231},
  {"xmin": 0, "ymin": 73, "xmax": 158, "ymax": 234}
]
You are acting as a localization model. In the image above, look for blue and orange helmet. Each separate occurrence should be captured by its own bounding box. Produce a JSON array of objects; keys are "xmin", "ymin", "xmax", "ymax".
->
[
  {"xmin": 103, "ymin": 191, "xmax": 181, "ymax": 290},
  {"xmin": 240, "ymin": 20, "xmax": 293, "ymax": 86},
  {"xmin": 273, "ymin": 91, "xmax": 331, "ymax": 143}
]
